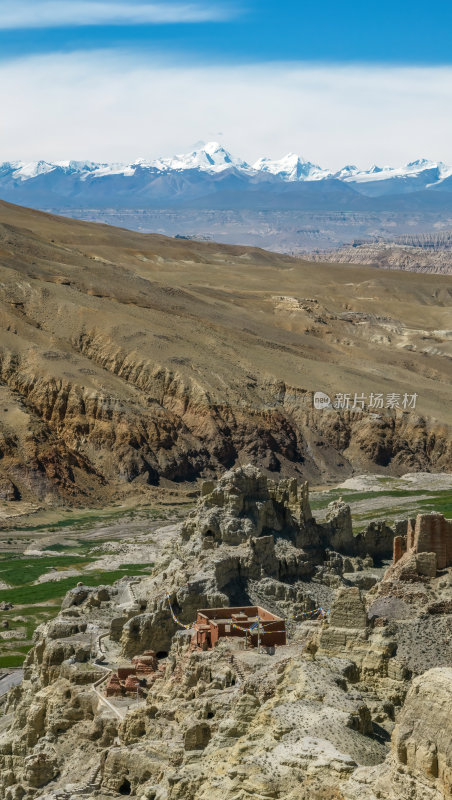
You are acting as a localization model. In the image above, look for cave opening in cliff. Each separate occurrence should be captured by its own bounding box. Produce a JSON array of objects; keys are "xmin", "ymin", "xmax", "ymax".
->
[
  {"xmin": 119, "ymin": 778, "xmax": 131, "ymax": 795},
  {"xmin": 156, "ymin": 650, "xmax": 168, "ymax": 659}
]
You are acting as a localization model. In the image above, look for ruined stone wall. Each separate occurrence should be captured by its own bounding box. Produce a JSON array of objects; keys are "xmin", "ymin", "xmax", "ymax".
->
[
  {"xmin": 329, "ymin": 587, "xmax": 369, "ymax": 630},
  {"xmin": 181, "ymin": 464, "xmax": 315, "ymax": 547},
  {"xmin": 415, "ymin": 514, "xmax": 452, "ymax": 569},
  {"xmin": 392, "ymin": 513, "xmax": 452, "ymax": 571},
  {"xmin": 393, "ymin": 535, "xmax": 407, "ymax": 564}
]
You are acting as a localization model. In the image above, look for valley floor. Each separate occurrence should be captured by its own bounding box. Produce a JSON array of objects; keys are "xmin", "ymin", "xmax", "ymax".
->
[{"xmin": 0, "ymin": 472, "xmax": 450, "ymax": 671}]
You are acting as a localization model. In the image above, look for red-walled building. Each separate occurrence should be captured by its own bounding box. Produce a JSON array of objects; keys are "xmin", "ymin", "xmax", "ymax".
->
[{"xmin": 194, "ymin": 606, "xmax": 286, "ymax": 649}]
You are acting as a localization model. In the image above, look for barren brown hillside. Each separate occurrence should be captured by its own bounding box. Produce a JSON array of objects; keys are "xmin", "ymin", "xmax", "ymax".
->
[{"xmin": 0, "ymin": 200, "xmax": 450, "ymax": 505}]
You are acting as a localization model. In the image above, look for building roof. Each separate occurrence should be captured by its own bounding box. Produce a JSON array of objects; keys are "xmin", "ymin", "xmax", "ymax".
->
[{"xmin": 197, "ymin": 606, "xmax": 284, "ymax": 624}]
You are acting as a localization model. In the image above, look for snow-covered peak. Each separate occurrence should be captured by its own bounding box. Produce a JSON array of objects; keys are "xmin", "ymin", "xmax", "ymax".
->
[
  {"xmin": 1, "ymin": 146, "xmax": 452, "ymax": 189},
  {"xmin": 253, "ymin": 153, "xmax": 331, "ymax": 182},
  {"xmin": 333, "ymin": 165, "xmax": 360, "ymax": 179},
  {"xmin": 406, "ymin": 158, "xmax": 433, "ymax": 168},
  {"xmin": 60, "ymin": 160, "xmax": 103, "ymax": 172},
  {"xmin": 152, "ymin": 142, "xmax": 249, "ymax": 173},
  {"xmin": 438, "ymin": 162, "xmax": 452, "ymax": 182},
  {"xmin": 9, "ymin": 160, "xmax": 57, "ymax": 181},
  {"xmin": 341, "ymin": 158, "xmax": 445, "ymax": 184},
  {"xmin": 79, "ymin": 161, "xmax": 140, "ymax": 179}
]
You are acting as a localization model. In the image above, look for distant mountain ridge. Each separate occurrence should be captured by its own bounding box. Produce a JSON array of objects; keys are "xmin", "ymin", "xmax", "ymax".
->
[{"xmin": 2, "ymin": 142, "xmax": 452, "ymax": 212}]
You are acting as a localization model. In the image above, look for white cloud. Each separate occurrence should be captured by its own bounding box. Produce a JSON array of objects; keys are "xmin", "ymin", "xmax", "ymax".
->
[
  {"xmin": 0, "ymin": 1, "xmax": 233, "ymax": 29},
  {"xmin": 1, "ymin": 51, "xmax": 452, "ymax": 169}
]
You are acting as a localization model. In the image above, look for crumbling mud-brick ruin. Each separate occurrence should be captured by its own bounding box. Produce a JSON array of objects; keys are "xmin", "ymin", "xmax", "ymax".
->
[
  {"xmin": 393, "ymin": 512, "xmax": 452, "ymax": 570},
  {"xmin": 105, "ymin": 650, "xmax": 159, "ymax": 697},
  {"xmin": 1, "ymin": 465, "xmax": 451, "ymax": 800}
]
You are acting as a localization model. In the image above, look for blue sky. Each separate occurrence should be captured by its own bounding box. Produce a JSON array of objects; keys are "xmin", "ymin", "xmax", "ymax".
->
[
  {"xmin": 1, "ymin": 1, "xmax": 452, "ymax": 64},
  {"xmin": 0, "ymin": 1, "xmax": 452, "ymax": 165}
]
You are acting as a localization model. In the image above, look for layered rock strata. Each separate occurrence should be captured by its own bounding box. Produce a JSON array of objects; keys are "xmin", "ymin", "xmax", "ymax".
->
[{"xmin": 0, "ymin": 200, "xmax": 451, "ymax": 504}]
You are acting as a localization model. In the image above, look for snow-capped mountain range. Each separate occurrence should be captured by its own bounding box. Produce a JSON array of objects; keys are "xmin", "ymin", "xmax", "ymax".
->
[
  {"xmin": 2, "ymin": 142, "xmax": 452, "ymax": 212},
  {"xmin": 4, "ymin": 142, "xmax": 452, "ymax": 185}
]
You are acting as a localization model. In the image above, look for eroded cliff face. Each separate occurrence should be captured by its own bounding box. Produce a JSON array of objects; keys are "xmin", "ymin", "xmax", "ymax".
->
[
  {"xmin": 0, "ymin": 200, "xmax": 451, "ymax": 505},
  {"xmin": 0, "ymin": 467, "xmax": 451, "ymax": 800},
  {"xmin": 345, "ymin": 668, "xmax": 452, "ymax": 800}
]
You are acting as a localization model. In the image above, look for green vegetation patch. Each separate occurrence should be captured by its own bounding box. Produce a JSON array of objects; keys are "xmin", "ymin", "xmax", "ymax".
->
[
  {"xmin": 0, "ymin": 607, "xmax": 64, "ymax": 647},
  {"xmin": 0, "ymin": 562, "xmax": 153, "ymax": 666},
  {"xmin": 3, "ymin": 605, "xmax": 58, "ymax": 616},
  {"xmin": 421, "ymin": 492, "xmax": 452, "ymax": 518},
  {"xmin": 310, "ymin": 484, "xmax": 452, "ymax": 535},
  {"xmin": 309, "ymin": 487, "xmax": 431, "ymax": 511},
  {"xmin": 0, "ymin": 655, "xmax": 26, "ymax": 668},
  {"xmin": 15, "ymin": 505, "xmax": 164, "ymax": 533},
  {"xmin": 0, "ymin": 563, "xmax": 152, "ymax": 605},
  {"xmin": 41, "ymin": 539, "xmax": 109, "ymax": 554},
  {"xmin": 0, "ymin": 556, "xmax": 95, "ymax": 586}
]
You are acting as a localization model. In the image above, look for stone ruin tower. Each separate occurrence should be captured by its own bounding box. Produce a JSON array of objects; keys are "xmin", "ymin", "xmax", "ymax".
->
[
  {"xmin": 181, "ymin": 463, "xmax": 315, "ymax": 548},
  {"xmin": 393, "ymin": 512, "xmax": 452, "ymax": 573}
]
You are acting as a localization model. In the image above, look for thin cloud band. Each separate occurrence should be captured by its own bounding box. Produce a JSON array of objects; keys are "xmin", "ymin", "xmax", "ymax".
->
[{"xmin": 0, "ymin": 1, "xmax": 235, "ymax": 29}]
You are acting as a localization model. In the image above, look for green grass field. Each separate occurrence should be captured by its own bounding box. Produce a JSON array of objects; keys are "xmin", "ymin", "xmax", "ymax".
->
[
  {"xmin": 310, "ymin": 483, "xmax": 452, "ymax": 533},
  {"xmin": 0, "ymin": 555, "xmax": 95, "ymax": 586},
  {"xmin": 0, "ymin": 500, "xmax": 173, "ymax": 669},
  {"xmin": 0, "ymin": 558, "xmax": 154, "ymax": 666},
  {"xmin": 309, "ymin": 488, "xmax": 451, "ymax": 511},
  {"xmin": 0, "ymin": 654, "xmax": 28, "ymax": 668},
  {"xmin": 14, "ymin": 504, "xmax": 170, "ymax": 534},
  {"xmin": 41, "ymin": 539, "xmax": 108, "ymax": 553},
  {"xmin": 0, "ymin": 563, "xmax": 152, "ymax": 605}
]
